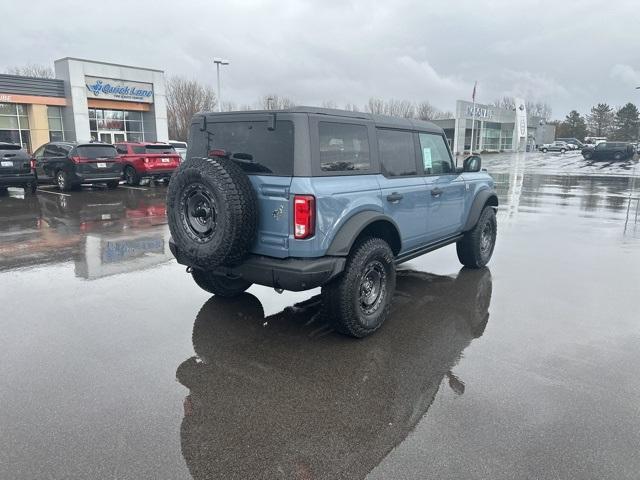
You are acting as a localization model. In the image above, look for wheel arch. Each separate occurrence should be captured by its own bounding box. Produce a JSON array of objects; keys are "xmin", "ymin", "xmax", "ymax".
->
[
  {"xmin": 326, "ymin": 211, "xmax": 402, "ymax": 257},
  {"xmin": 463, "ymin": 189, "xmax": 498, "ymax": 232}
]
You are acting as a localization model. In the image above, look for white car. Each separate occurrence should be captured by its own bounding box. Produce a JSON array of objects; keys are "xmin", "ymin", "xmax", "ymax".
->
[{"xmin": 169, "ymin": 140, "xmax": 187, "ymax": 161}]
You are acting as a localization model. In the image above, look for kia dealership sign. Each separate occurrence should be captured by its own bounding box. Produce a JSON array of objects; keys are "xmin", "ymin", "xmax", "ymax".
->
[{"xmin": 85, "ymin": 76, "xmax": 153, "ymax": 103}]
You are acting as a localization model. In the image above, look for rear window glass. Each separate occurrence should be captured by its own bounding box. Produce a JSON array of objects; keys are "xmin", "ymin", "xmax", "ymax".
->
[
  {"xmin": 132, "ymin": 145, "xmax": 176, "ymax": 154},
  {"xmin": 0, "ymin": 144, "xmax": 22, "ymax": 151},
  {"xmin": 170, "ymin": 142, "xmax": 187, "ymax": 149},
  {"xmin": 76, "ymin": 145, "xmax": 117, "ymax": 159},
  {"xmin": 205, "ymin": 120, "xmax": 294, "ymax": 176},
  {"xmin": 319, "ymin": 122, "xmax": 370, "ymax": 172},
  {"xmin": 377, "ymin": 129, "xmax": 417, "ymax": 177}
]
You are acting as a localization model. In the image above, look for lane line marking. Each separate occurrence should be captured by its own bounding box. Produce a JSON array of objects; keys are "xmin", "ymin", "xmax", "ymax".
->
[
  {"xmin": 37, "ymin": 189, "xmax": 71, "ymax": 197},
  {"xmin": 119, "ymin": 185, "xmax": 149, "ymax": 191}
]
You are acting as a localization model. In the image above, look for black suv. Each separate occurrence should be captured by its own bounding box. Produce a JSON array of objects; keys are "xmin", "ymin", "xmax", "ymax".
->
[
  {"xmin": 33, "ymin": 142, "xmax": 122, "ymax": 191},
  {"xmin": 0, "ymin": 142, "xmax": 37, "ymax": 194},
  {"xmin": 582, "ymin": 142, "xmax": 635, "ymax": 161}
]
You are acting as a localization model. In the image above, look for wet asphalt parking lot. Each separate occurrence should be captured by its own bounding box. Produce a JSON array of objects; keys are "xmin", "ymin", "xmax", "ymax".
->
[{"xmin": 1, "ymin": 150, "xmax": 639, "ymax": 479}]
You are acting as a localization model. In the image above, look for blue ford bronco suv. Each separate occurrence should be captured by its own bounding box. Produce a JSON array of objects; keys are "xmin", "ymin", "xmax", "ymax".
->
[{"xmin": 167, "ymin": 107, "xmax": 498, "ymax": 337}]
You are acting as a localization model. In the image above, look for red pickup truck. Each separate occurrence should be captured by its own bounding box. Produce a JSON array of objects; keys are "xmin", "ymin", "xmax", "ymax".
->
[{"xmin": 115, "ymin": 142, "xmax": 181, "ymax": 186}]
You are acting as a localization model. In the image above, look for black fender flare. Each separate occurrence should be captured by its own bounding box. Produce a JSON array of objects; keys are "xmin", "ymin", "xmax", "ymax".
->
[
  {"xmin": 463, "ymin": 189, "xmax": 498, "ymax": 232},
  {"xmin": 326, "ymin": 211, "xmax": 401, "ymax": 256}
]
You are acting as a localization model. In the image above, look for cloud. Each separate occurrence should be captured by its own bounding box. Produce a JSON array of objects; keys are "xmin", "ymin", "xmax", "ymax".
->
[{"xmin": 610, "ymin": 64, "xmax": 640, "ymax": 87}]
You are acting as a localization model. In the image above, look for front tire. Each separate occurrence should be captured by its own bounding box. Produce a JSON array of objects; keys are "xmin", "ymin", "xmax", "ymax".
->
[
  {"xmin": 191, "ymin": 269, "xmax": 252, "ymax": 297},
  {"xmin": 613, "ymin": 152, "xmax": 623, "ymax": 161},
  {"xmin": 560, "ymin": 148, "xmax": 566, "ymax": 153},
  {"xmin": 583, "ymin": 151, "xmax": 592, "ymax": 160},
  {"xmin": 457, "ymin": 206, "xmax": 497, "ymax": 268},
  {"xmin": 106, "ymin": 180, "xmax": 119, "ymax": 189},
  {"xmin": 541, "ymin": 148, "xmax": 548, "ymax": 153},
  {"xmin": 321, "ymin": 237, "xmax": 396, "ymax": 338}
]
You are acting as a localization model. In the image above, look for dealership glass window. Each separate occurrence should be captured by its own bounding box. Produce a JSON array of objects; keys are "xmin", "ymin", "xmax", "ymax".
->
[
  {"xmin": 482, "ymin": 122, "xmax": 501, "ymax": 150},
  {"xmin": 47, "ymin": 106, "xmax": 65, "ymax": 142},
  {"xmin": 0, "ymin": 103, "xmax": 31, "ymax": 151},
  {"xmin": 319, "ymin": 122, "xmax": 370, "ymax": 172},
  {"xmin": 89, "ymin": 108, "xmax": 144, "ymax": 142}
]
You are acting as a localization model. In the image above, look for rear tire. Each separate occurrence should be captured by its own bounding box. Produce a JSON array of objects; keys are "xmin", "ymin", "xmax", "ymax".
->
[
  {"xmin": 56, "ymin": 170, "xmax": 77, "ymax": 192},
  {"xmin": 583, "ymin": 151, "xmax": 592, "ymax": 160},
  {"xmin": 124, "ymin": 166, "xmax": 140, "ymax": 186},
  {"xmin": 191, "ymin": 269, "xmax": 252, "ymax": 297},
  {"xmin": 26, "ymin": 182, "xmax": 37, "ymax": 194},
  {"xmin": 457, "ymin": 206, "xmax": 497, "ymax": 268},
  {"xmin": 106, "ymin": 180, "xmax": 119, "ymax": 189},
  {"xmin": 541, "ymin": 148, "xmax": 548, "ymax": 153},
  {"xmin": 613, "ymin": 152, "xmax": 623, "ymax": 161},
  {"xmin": 321, "ymin": 237, "xmax": 396, "ymax": 338}
]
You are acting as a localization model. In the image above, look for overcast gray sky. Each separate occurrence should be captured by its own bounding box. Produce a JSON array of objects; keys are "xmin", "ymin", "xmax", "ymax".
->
[{"xmin": 2, "ymin": 0, "xmax": 639, "ymax": 118}]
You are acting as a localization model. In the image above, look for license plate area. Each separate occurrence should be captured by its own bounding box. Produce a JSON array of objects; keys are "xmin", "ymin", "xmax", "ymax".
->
[
  {"xmin": 161, "ymin": 158, "xmax": 170, "ymax": 163},
  {"xmin": 97, "ymin": 162, "xmax": 107, "ymax": 168},
  {"xmin": 1, "ymin": 161, "xmax": 13, "ymax": 167}
]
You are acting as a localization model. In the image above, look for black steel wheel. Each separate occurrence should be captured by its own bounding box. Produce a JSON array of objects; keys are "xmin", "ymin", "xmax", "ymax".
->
[
  {"xmin": 321, "ymin": 237, "xmax": 396, "ymax": 338},
  {"xmin": 457, "ymin": 206, "xmax": 497, "ymax": 268},
  {"xmin": 125, "ymin": 166, "xmax": 140, "ymax": 186},
  {"xmin": 191, "ymin": 269, "xmax": 252, "ymax": 297}
]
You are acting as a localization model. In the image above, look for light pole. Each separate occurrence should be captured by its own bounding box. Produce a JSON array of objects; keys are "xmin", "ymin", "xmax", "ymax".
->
[{"xmin": 213, "ymin": 58, "xmax": 229, "ymax": 112}]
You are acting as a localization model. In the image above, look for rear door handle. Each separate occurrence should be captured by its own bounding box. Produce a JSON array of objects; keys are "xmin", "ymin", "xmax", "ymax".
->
[
  {"xmin": 431, "ymin": 188, "xmax": 443, "ymax": 197},
  {"xmin": 386, "ymin": 192, "xmax": 403, "ymax": 203}
]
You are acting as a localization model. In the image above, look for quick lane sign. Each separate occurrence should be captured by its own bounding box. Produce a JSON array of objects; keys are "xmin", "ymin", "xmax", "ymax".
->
[{"xmin": 85, "ymin": 76, "xmax": 153, "ymax": 103}]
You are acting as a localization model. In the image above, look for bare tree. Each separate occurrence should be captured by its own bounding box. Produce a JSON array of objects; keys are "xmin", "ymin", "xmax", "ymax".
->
[
  {"xmin": 491, "ymin": 96, "xmax": 516, "ymax": 110},
  {"xmin": 6, "ymin": 63, "xmax": 54, "ymax": 78},
  {"xmin": 166, "ymin": 76, "xmax": 217, "ymax": 142},
  {"xmin": 385, "ymin": 99, "xmax": 415, "ymax": 118},
  {"xmin": 260, "ymin": 94, "xmax": 296, "ymax": 110},
  {"xmin": 526, "ymin": 101, "xmax": 552, "ymax": 120},
  {"xmin": 416, "ymin": 101, "xmax": 439, "ymax": 121},
  {"xmin": 366, "ymin": 97, "xmax": 385, "ymax": 114},
  {"xmin": 321, "ymin": 100, "xmax": 338, "ymax": 109},
  {"xmin": 220, "ymin": 101, "xmax": 237, "ymax": 112},
  {"xmin": 343, "ymin": 103, "xmax": 362, "ymax": 112}
]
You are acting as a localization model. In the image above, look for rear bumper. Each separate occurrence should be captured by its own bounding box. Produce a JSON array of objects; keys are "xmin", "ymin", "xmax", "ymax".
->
[
  {"xmin": 74, "ymin": 172, "xmax": 122, "ymax": 183},
  {"xmin": 169, "ymin": 239, "xmax": 346, "ymax": 291},
  {"xmin": 140, "ymin": 168, "xmax": 175, "ymax": 178},
  {"xmin": 0, "ymin": 173, "xmax": 36, "ymax": 186}
]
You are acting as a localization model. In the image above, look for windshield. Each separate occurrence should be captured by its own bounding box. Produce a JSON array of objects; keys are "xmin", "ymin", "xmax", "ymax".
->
[
  {"xmin": 203, "ymin": 120, "xmax": 294, "ymax": 176},
  {"xmin": 76, "ymin": 145, "xmax": 117, "ymax": 159}
]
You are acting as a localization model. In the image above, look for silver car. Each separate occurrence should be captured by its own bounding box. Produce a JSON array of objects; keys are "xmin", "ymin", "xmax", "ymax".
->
[{"xmin": 169, "ymin": 140, "xmax": 187, "ymax": 161}]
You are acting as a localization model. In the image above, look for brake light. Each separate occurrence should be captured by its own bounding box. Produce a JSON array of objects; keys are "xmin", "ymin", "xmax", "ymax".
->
[
  {"xmin": 208, "ymin": 149, "xmax": 228, "ymax": 158},
  {"xmin": 71, "ymin": 156, "xmax": 88, "ymax": 164},
  {"xmin": 143, "ymin": 158, "xmax": 150, "ymax": 164},
  {"xmin": 294, "ymin": 195, "xmax": 315, "ymax": 239},
  {"xmin": 29, "ymin": 158, "xmax": 36, "ymax": 171}
]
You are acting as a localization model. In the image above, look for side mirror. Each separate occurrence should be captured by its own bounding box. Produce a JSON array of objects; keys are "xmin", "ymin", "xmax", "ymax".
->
[{"xmin": 463, "ymin": 155, "xmax": 481, "ymax": 173}]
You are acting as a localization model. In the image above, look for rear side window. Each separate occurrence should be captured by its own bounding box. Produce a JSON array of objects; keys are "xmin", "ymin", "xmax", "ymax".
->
[
  {"xmin": 377, "ymin": 129, "xmax": 416, "ymax": 177},
  {"xmin": 206, "ymin": 120, "xmax": 294, "ymax": 176},
  {"xmin": 419, "ymin": 133, "xmax": 454, "ymax": 175},
  {"xmin": 76, "ymin": 145, "xmax": 117, "ymax": 159},
  {"xmin": 319, "ymin": 122, "xmax": 370, "ymax": 172}
]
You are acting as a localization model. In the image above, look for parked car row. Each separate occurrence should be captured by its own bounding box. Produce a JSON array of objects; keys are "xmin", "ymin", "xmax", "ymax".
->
[
  {"xmin": 539, "ymin": 138, "xmax": 637, "ymax": 161},
  {"xmin": 0, "ymin": 140, "xmax": 187, "ymax": 194}
]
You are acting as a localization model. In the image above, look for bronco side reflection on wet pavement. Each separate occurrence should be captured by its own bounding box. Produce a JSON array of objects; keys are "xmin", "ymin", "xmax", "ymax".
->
[
  {"xmin": 177, "ymin": 268, "xmax": 491, "ymax": 480},
  {"xmin": 0, "ymin": 157, "xmax": 639, "ymax": 479}
]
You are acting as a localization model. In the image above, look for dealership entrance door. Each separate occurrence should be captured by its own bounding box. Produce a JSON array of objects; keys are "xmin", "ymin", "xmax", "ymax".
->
[{"xmin": 98, "ymin": 131, "xmax": 126, "ymax": 144}]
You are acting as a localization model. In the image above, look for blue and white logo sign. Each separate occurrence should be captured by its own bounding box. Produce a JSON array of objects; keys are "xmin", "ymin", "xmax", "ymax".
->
[{"xmin": 85, "ymin": 76, "xmax": 153, "ymax": 103}]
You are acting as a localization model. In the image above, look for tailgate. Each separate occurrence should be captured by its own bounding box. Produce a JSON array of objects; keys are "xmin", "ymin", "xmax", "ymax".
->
[{"xmin": 0, "ymin": 147, "xmax": 30, "ymax": 174}]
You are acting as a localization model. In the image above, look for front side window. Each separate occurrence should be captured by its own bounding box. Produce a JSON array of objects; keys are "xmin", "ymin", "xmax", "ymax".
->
[
  {"xmin": 419, "ymin": 133, "xmax": 454, "ymax": 175},
  {"xmin": 377, "ymin": 129, "xmax": 416, "ymax": 177},
  {"xmin": 319, "ymin": 122, "xmax": 370, "ymax": 172}
]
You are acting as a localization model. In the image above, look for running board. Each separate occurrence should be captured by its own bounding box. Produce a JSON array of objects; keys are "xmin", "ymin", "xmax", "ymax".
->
[{"xmin": 395, "ymin": 235, "xmax": 463, "ymax": 265}]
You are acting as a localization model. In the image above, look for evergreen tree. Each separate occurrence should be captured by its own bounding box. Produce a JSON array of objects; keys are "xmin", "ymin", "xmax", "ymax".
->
[
  {"xmin": 556, "ymin": 110, "xmax": 588, "ymax": 141},
  {"xmin": 612, "ymin": 103, "xmax": 640, "ymax": 141},
  {"xmin": 586, "ymin": 103, "xmax": 614, "ymax": 137}
]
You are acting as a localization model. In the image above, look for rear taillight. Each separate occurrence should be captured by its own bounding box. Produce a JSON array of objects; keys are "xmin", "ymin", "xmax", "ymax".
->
[
  {"xmin": 143, "ymin": 157, "xmax": 149, "ymax": 164},
  {"xmin": 71, "ymin": 156, "xmax": 88, "ymax": 164},
  {"xmin": 29, "ymin": 159, "xmax": 36, "ymax": 171},
  {"xmin": 294, "ymin": 195, "xmax": 315, "ymax": 239},
  {"xmin": 208, "ymin": 149, "xmax": 228, "ymax": 158}
]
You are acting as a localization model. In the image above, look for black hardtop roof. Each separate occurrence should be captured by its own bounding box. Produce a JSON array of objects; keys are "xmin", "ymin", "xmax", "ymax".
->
[{"xmin": 197, "ymin": 106, "xmax": 444, "ymax": 133}]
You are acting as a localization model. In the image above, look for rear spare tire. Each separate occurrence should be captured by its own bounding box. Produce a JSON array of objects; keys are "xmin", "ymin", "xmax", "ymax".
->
[{"xmin": 167, "ymin": 157, "xmax": 258, "ymax": 269}]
